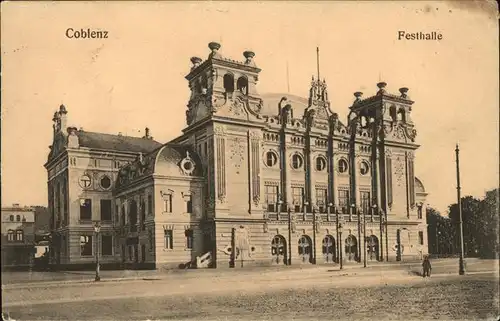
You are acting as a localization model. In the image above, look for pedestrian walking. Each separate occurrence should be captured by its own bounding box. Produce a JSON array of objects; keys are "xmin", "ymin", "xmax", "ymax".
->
[{"xmin": 422, "ymin": 255, "xmax": 432, "ymax": 277}]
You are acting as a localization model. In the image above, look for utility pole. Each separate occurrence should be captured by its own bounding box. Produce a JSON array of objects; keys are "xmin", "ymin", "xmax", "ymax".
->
[{"xmin": 455, "ymin": 144, "xmax": 465, "ymax": 275}]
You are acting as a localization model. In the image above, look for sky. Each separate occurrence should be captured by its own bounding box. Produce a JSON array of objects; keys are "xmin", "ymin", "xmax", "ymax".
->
[{"xmin": 1, "ymin": 1, "xmax": 498, "ymax": 215}]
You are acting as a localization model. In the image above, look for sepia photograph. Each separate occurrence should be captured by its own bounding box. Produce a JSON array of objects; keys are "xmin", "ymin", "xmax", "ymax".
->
[{"xmin": 1, "ymin": 1, "xmax": 499, "ymax": 320}]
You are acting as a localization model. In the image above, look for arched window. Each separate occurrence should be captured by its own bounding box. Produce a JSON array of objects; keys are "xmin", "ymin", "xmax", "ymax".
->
[
  {"xmin": 7, "ymin": 230, "xmax": 14, "ymax": 241},
  {"xmin": 291, "ymin": 154, "xmax": 303, "ymax": 170},
  {"xmin": 236, "ymin": 76, "xmax": 248, "ymax": 95},
  {"xmin": 266, "ymin": 151, "xmax": 278, "ymax": 167},
  {"xmin": 223, "ymin": 74, "xmax": 234, "ymax": 98},
  {"xmin": 9, "ymin": 215, "xmax": 14, "ymax": 221},
  {"xmin": 390, "ymin": 106, "xmax": 397, "ymax": 122},
  {"xmin": 397, "ymin": 109, "xmax": 406, "ymax": 122},
  {"xmin": 16, "ymin": 230, "xmax": 24, "ymax": 242},
  {"xmin": 316, "ymin": 157, "xmax": 326, "ymax": 171},
  {"xmin": 338, "ymin": 159, "xmax": 348, "ymax": 173},
  {"xmin": 16, "ymin": 215, "xmax": 20, "ymax": 222}
]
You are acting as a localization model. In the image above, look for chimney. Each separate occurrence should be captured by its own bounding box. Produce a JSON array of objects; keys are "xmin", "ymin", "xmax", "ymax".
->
[
  {"xmin": 208, "ymin": 42, "xmax": 222, "ymax": 59},
  {"xmin": 58, "ymin": 104, "xmax": 68, "ymax": 133},
  {"xmin": 376, "ymin": 82, "xmax": 387, "ymax": 95},
  {"xmin": 143, "ymin": 127, "xmax": 153, "ymax": 140},
  {"xmin": 190, "ymin": 57, "xmax": 202, "ymax": 70},
  {"xmin": 243, "ymin": 51, "xmax": 256, "ymax": 66}
]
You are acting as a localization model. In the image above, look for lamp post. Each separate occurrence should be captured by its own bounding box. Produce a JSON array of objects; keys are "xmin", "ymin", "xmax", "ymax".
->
[
  {"xmin": 455, "ymin": 144, "xmax": 465, "ymax": 275},
  {"xmin": 312, "ymin": 206, "xmax": 317, "ymax": 264},
  {"xmin": 356, "ymin": 205, "xmax": 361, "ymax": 263},
  {"xmin": 287, "ymin": 204, "xmax": 292, "ymax": 266},
  {"xmin": 338, "ymin": 222, "xmax": 343, "ymax": 270},
  {"xmin": 303, "ymin": 200, "xmax": 309, "ymax": 221},
  {"xmin": 277, "ymin": 196, "xmax": 283, "ymax": 220},
  {"xmin": 93, "ymin": 221, "xmax": 101, "ymax": 282}
]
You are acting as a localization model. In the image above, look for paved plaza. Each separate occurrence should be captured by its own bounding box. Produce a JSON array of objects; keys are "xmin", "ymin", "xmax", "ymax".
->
[{"xmin": 2, "ymin": 259, "xmax": 499, "ymax": 320}]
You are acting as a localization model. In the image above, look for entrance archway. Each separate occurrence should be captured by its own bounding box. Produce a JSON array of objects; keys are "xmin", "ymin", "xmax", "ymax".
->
[
  {"xmin": 345, "ymin": 235, "xmax": 358, "ymax": 262},
  {"xmin": 298, "ymin": 235, "xmax": 313, "ymax": 263},
  {"xmin": 367, "ymin": 235, "xmax": 379, "ymax": 261},
  {"xmin": 322, "ymin": 235, "xmax": 336, "ymax": 263},
  {"xmin": 271, "ymin": 235, "xmax": 287, "ymax": 265}
]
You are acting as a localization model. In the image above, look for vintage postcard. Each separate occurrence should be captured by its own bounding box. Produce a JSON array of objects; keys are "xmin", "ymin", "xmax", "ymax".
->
[{"xmin": 1, "ymin": 1, "xmax": 499, "ymax": 320}]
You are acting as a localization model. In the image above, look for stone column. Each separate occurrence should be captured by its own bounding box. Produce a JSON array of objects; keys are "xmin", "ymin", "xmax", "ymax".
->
[{"xmin": 214, "ymin": 125, "xmax": 228, "ymax": 213}]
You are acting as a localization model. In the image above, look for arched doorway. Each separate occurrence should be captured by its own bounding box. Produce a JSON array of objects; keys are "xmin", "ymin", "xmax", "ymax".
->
[
  {"xmin": 271, "ymin": 235, "xmax": 287, "ymax": 265},
  {"xmin": 367, "ymin": 235, "xmax": 379, "ymax": 261},
  {"xmin": 345, "ymin": 235, "xmax": 358, "ymax": 262},
  {"xmin": 322, "ymin": 235, "xmax": 336, "ymax": 263},
  {"xmin": 298, "ymin": 235, "xmax": 313, "ymax": 263}
]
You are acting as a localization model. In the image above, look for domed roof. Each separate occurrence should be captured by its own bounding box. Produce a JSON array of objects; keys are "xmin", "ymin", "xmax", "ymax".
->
[
  {"xmin": 415, "ymin": 177, "xmax": 425, "ymax": 193},
  {"xmin": 260, "ymin": 93, "xmax": 309, "ymax": 117},
  {"xmin": 154, "ymin": 144, "xmax": 203, "ymax": 178},
  {"xmin": 115, "ymin": 144, "xmax": 202, "ymax": 189}
]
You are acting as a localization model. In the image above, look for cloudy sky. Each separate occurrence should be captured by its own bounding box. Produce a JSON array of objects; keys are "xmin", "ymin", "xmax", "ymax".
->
[{"xmin": 1, "ymin": 1, "xmax": 498, "ymax": 214}]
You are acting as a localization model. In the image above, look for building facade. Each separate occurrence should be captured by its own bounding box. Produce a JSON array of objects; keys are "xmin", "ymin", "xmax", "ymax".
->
[
  {"xmin": 46, "ymin": 42, "xmax": 428, "ymax": 270},
  {"xmin": 1, "ymin": 204, "xmax": 36, "ymax": 269}
]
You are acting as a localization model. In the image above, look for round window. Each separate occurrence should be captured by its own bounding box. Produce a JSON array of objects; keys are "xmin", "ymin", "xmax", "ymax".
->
[
  {"xmin": 183, "ymin": 161, "xmax": 193, "ymax": 171},
  {"xmin": 265, "ymin": 151, "xmax": 278, "ymax": 167},
  {"xmin": 79, "ymin": 175, "xmax": 92, "ymax": 188},
  {"xmin": 291, "ymin": 154, "xmax": 303, "ymax": 169},
  {"xmin": 100, "ymin": 176, "xmax": 111, "ymax": 189},
  {"xmin": 360, "ymin": 162, "xmax": 370, "ymax": 175},
  {"xmin": 338, "ymin": 159, "xmax": 348, "ymax": 173},
  {"xmin": 316, "ymin": 157, "xmax": 326, "ymax": 171}
]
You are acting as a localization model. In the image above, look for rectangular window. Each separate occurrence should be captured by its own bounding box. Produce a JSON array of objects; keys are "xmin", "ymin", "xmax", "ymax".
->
[
  {"xmin": 128, "ymin": 245, "xmax": 133, "ymax": 261},
  {"xmin": 186, "ymin": 196, "xmax": 193, "ymax": 213},
  {"xmin": 101, "ymin": 235, "xmax": 113, "ymax": 256},
  {"xmin": 164, "ymin": 230, "xmax": 173, "ymax": 249},
  {"xmin": 338, "ymin": 190, "xmax": 350, "ymax": 213},
  {"xmin": 409, "ymin": 159, "xmax": 415, "ymax": 207},
  {"xmin": 316, "ymin": 188, "xmax": 327, "ymax": 213},
  {"xmin": 264, "ymin": 185, "xmax": 278, "ymax": 212},
  {"xmin": 115, "ymin": 205, "xmax": 119, "ymax": 223},
  {"xmin": 121, "ymin": 205, "xmax": 125, "ymax": 226},
  {"xmin": 163, "ymin": 195, "xmax": 172, "ymax": 213},
  {"xmin": 140, "ymin": 197, "xmax": 146, "ymax": 231},
  {"xmin": 80, "ymin": 235, "xmax": 93, "ymax": 256},
  {"xmin": 292, "ymin": 187, "xmax": 304, "ymax": 213},
  {"xmin": 418, "ymin": 231, "xmax": 424, "ymax": 245},
  {"xmin": 360, "ymin": 191, "xmax": 371, "ymax": 215},
  {"xmin": 147, "ymin": 195, "xmax": 153, "ymax": 215},
  {"xmin": 387, "ymin": 157, "xmax": 393, "ymax": 206},
  {"xmin": 62, "ymin": 180, "xmax": 68, "ymax": 224},
  {"xmin": 100, "ymin": 200, "xmax": 112, "ymax": 221},
  {"xmin": 141, "ymin": 244, "xmax": 146, "ymax": 262},
  {"xmin": 185, "ymin": 229, "xmax": 194, "ymax": 249},
  {"xmin": 80, "ymin": 199, "xmax": 92, "ymax": 220},
  {"xmin": 417, "ymin": 206, "xmax": 423, "ymax": 219}
]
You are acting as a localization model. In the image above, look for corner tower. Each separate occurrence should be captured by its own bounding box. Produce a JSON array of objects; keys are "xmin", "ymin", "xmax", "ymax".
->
[{"xmin": 184, "ymin": 42, "xmax": 264, "ymax": 128}]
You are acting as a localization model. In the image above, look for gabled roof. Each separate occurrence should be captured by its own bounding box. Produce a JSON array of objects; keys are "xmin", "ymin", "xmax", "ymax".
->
[{"xmin": 75, "ymin": 130, "xmax": 163, "ymax": 154}]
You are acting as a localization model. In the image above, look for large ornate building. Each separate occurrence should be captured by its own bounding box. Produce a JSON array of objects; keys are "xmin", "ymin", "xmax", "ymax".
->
[{"xmin": 45, "ymin": 42, "xmax": 428, "ymax": 270}]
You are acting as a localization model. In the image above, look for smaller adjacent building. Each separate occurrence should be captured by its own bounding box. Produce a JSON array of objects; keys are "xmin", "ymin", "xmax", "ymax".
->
[{"xmin": 1, "ymin": 204, "xmax": 36, "ymax": 269}]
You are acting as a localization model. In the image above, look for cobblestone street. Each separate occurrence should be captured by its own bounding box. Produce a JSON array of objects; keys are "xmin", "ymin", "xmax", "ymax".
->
[{"xmin": 2, "ymin": 260, "xmax": 498, "ymax": 320}]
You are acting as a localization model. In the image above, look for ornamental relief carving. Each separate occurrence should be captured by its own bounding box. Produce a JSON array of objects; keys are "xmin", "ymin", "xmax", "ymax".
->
[
  {"xmin": 229, "ymin": 137, "xmax": 246, "ymax": 170},
  {"xmin": 213, "ymin": 125, "xmax": 226, "ymax": 136},
  {"xmin": 394, "ymin": 156, "xmax": 405, "ymax": 187}
]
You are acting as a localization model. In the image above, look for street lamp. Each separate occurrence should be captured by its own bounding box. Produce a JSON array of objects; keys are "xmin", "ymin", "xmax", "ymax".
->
[
  {"xmin": 338, "ymin": 222, "xmax": 343, "ymax": 270},
  {"xmin": 93, "ymin": 221, "xmax": 101, "ymax": 282},
  {"xmin": 287, "ymin": 204, "xmax": 292, "ymax": 266},
  {"xmin": 357, "ymin": 206, "xmax": 362, "ymax": 263},
  {"xmin": 312, "ymin": 206, "xmax": 318, "ymax": 264}
]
